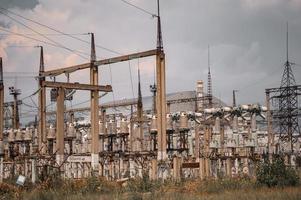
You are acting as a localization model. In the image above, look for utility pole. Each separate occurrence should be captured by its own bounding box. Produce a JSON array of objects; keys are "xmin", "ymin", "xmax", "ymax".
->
[
  {"xmin": 137, "ymin": 66, "xmax": 144, "ymax": 151},
  {"xmin": 156, "ymin": 0, "xmax": 167, "ymax": 161},
  {"xmin": 90, "ymin": 33, "xmax": 100, "ymax": 172},
  {"xmin": 38, "ymin": 46, "xmax": 46, "ymax": 153}
]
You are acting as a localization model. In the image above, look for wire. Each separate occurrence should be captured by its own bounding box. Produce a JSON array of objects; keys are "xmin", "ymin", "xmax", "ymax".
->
[
  {"xmin": 0, "ymin": 7, "xmax": 122, "ymax": 55},
  {"xmin": 120, "ymin": 0, "xmax": 157, "ymax": 18},
  {"xmin": 0, "ymin": 27, "xmax": 88, "ymax": 56},
  {"xmin": 237, "ymin": 67, "xmax": 283, "ymax": 92},
  {"xmin": 0, "ymin": 10, "xmax": 89, "ymax": 59},
  {"xmin": 0, "ymin": 33, "xmax": 89, "ymax": 36},
  {"xmin": 4, "ymin": 71, "xmax": 36, "ymax": 74},
  {"xmin": 5, "ymin": 45, "xmax": 37, "ymax": 48},
  {"xmin": 108, "ymin": 64, "xmax": 117, "ymax": 111},
  {"xmin": 128, "ymin": 60, "xmax": 135, "ymax": 99}
]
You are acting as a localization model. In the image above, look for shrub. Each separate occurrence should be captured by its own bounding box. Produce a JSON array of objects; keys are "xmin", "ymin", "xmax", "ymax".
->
[{"xmin": 256, "ymin": 155, "xmax": 299, "ymax": 187}]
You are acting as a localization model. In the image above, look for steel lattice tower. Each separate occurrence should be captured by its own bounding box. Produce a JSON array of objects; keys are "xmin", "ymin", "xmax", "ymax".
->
[
  {"xmin": 266, "ymin": 23, "xmax": 301, "ymax": 152},
  {"xmin": 277, "ymin": 24, "xmax": 300, "ymax": 144},
  {"xmin": 207, "ymin": 46, "xmax": 213, "ymax": 108}
]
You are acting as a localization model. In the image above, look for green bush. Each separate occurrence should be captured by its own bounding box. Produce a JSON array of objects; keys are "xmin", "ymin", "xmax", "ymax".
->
[{"xmin": 256, "ymin": 156, "xmax": 299, "ymax": 187}]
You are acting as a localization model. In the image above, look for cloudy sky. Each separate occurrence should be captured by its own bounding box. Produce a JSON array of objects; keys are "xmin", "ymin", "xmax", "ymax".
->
[{"xmin": 0, "ymin": 0, "xmax": 301, "ymax": 123}]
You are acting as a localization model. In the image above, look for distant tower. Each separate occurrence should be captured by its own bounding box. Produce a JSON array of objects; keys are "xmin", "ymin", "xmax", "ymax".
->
[
  {"xmin": 207, "ymin": 46, "xmax": 213, "ymax": 108},
  {"xmin": 9, "ymin": 86, "xmax": 21, "ymax": 129},
  {"xmin": 232, "ymin": 90, "xmax": 238, "ymax": 107},
  {"xmin": 196, "ymin": 80, "xmax": 204, "ymax": 112},
  {"xmin": 137, "ymin": 66, "xmax": 144, "ymax": 150},
  {"xmin": 137, "ymin": 66, "xmax": 143, "ymax": 120}
]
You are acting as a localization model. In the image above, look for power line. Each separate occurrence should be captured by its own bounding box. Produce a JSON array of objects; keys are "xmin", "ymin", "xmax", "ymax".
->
[
  {"xmin": 128, "ymin": 60, "xmax": 135, "ymax": 99},
  {"xmin": 120, "ymin": 0, "xmax": 157, "ymax": 17},
  {"xmin": 0, "ymin": 7, "xmax": 122, "ymax": 55},
  {"xmin": 0, "ymin": 27, "xmax": 88, "ymax": 56},
  {"xmin": 0, "ymin": 33, "xmax": 89, "ymax": 36},
  {"xmin": 0, "ymin": 10, "xmax": 89, "ymax": 59}
]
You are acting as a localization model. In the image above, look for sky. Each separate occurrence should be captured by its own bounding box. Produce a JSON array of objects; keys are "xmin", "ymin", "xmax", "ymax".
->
[{"xmin": 0, "ymin": 0, "xmax": 301, "ymax": 123}]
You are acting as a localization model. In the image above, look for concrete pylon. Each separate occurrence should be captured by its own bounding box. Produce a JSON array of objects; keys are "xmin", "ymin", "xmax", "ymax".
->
[
  {"xmin": 90, "ymin": 33, "xmax": 99, "ymax": 172},
  {"xmin": 56, "ymin": 87, "xmax": 65, "ymax": 166},
  {"xmin": 199, "ymin": 157, "xmax": 205, "ymax": 180},
  {"xmin": 150, "ymin": 159, "xmax": 158, "ymax": 180},
  {"xmin": 173, "ymin": 156, "xmax": 181, "ymax": 181}
]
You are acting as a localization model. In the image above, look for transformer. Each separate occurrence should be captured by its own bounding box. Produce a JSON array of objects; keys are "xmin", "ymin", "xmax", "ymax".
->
[
  {"xmin": 67, "ymin": 123, "xmax": 76, "ymax": 138},
  {"xmin": 99, "ymin": 121, "xmax": 105, "ymax": 135},
  {"xmin": 245, "ymin": 138, "xmax": 255, "ymax": 148},
  {"xmin": 179, "ymin": 112, "xmax": 188, "ymax": 130},
  {"xmin": 166, "ymin": 114, "xmax": 173, "ymax": 130},
  {"xmin": 24, "ymin": 127, "xmax": 32, "ymax": 141},
  {"xmin": 7, "ymin": 129, "xmax": 15, "ymax": 142},
  {"xmin": 107, "ymin": 119, "xmax": 117, "ymax": 134},
  {"xmin": 150, "ymin": 115, "xmax": 157, "ymax": 133},
  {"xmin": 214, "ymin": 117, "xmax": 220, "ymax": 134},
  {"xmin": 232, "ymin": 115, "xmax": 238, "ymax": 133},
  {"xmin": 15, "ymin": 129, "xmax": 23, "ymax": 142},
  {"xmin": 209, "ymin": 140, "xmax": 219, "ymax": 149},
  {"xmin": 226, "ymin": 139, "xmax": 236, "ymax": 149},
  {"xmin": 47, "ymin": 124, "xmax": 56, "ymax": 140},
  {"xmin": 119, "ymin": 118, "xmax": 129, "ymax": 134}
]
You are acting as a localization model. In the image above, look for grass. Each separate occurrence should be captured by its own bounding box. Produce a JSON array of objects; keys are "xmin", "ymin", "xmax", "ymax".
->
[{"xmin": 1, "ymin": 176, "xmax": 300, "ymax": 200}]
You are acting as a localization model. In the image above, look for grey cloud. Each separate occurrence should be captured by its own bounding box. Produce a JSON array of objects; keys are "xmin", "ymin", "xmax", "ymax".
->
[{"xmin": 0, "ymin": 0, "xmax": 39, "ymax": 10}]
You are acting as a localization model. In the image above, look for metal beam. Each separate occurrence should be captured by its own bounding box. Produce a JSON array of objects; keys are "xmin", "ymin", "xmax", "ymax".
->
[
  {"xmin": 46, "ymin": 99, "xmax": 138, "ymax": 116},
  {"xmin": 41, "ymin": 49, "xmax": 157, "ymax": 77},
  {"xmin": 42, "ymin": 81, "xmax": 112, "ymax": 92}
]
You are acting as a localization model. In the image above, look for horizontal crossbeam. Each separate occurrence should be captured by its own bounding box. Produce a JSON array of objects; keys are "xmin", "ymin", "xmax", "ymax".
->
[
  {"xmin": 41, "ymin": 49, "xmax": 158, "ymax": 77},
  {"xmin": 42, "ymin": 81, "xmax": 112, "ymax": 92}
]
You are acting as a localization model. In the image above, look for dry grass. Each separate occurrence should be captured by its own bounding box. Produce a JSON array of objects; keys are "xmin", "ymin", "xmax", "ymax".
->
[{"xmin": 1, "ymin": 177, "xmax": 300, "ymax": 200}]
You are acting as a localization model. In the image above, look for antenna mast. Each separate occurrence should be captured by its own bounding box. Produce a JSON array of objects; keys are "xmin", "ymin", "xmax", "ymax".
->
[{"xmin": 207, "ymin": 45, "xmax": 213, "ymax": 108}]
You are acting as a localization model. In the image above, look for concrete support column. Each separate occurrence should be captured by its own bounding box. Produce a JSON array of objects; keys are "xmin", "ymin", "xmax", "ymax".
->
[
  {"xmin": 56, "ymin": 87, "xmax": 65, "ymax": 165},
  {"xmin": 31, "ymin": 159, "xmax": 36, "ymax": 184},
  {"xmin": 266, "ymin": 91, "xmax": 274, "ymax": 161},
  {"xmin": 0, "ymin": 58, "xmax": 4, "ymax": 167},
  {"xmin": 156, "ymin": 52, "xmax": 167, "ymax": 161},
  {"xmin": 195, "ymin": 126, "xmax": 200, "ymax": 161},
  {"xmin": 38, "ymin": 47, "xmax": 46, "ymax": 154},
  {"xmin": 226, "ymin": 158, "xmax": 232, "ymax": 178},
  {"xmin": 90, "ymin": 33, "xmax": 99, "ymax": 172},
  {"xmin": 173, "ymin": 156, "xmax": 181, "ymax": 181},
  {"xmin": 0, "ymin": 157, "xmax": 3, "ymax": 183},
  {"xmin": 150, "ymin": 158, "xmax": 157, "ymax": 180},
  {"xmin": 199, "ymin": 157, "xmax": 205, "ymax": 180}
]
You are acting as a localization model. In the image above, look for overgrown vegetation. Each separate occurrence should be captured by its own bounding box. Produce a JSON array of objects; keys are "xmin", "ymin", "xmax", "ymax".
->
[
  {"xmin": 0, "ymin": 162, "xmax": 300, "ymax": 200},
  {"xmin": 256, "ymin": 155, "xmax": 300, "ymax": 187}
]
